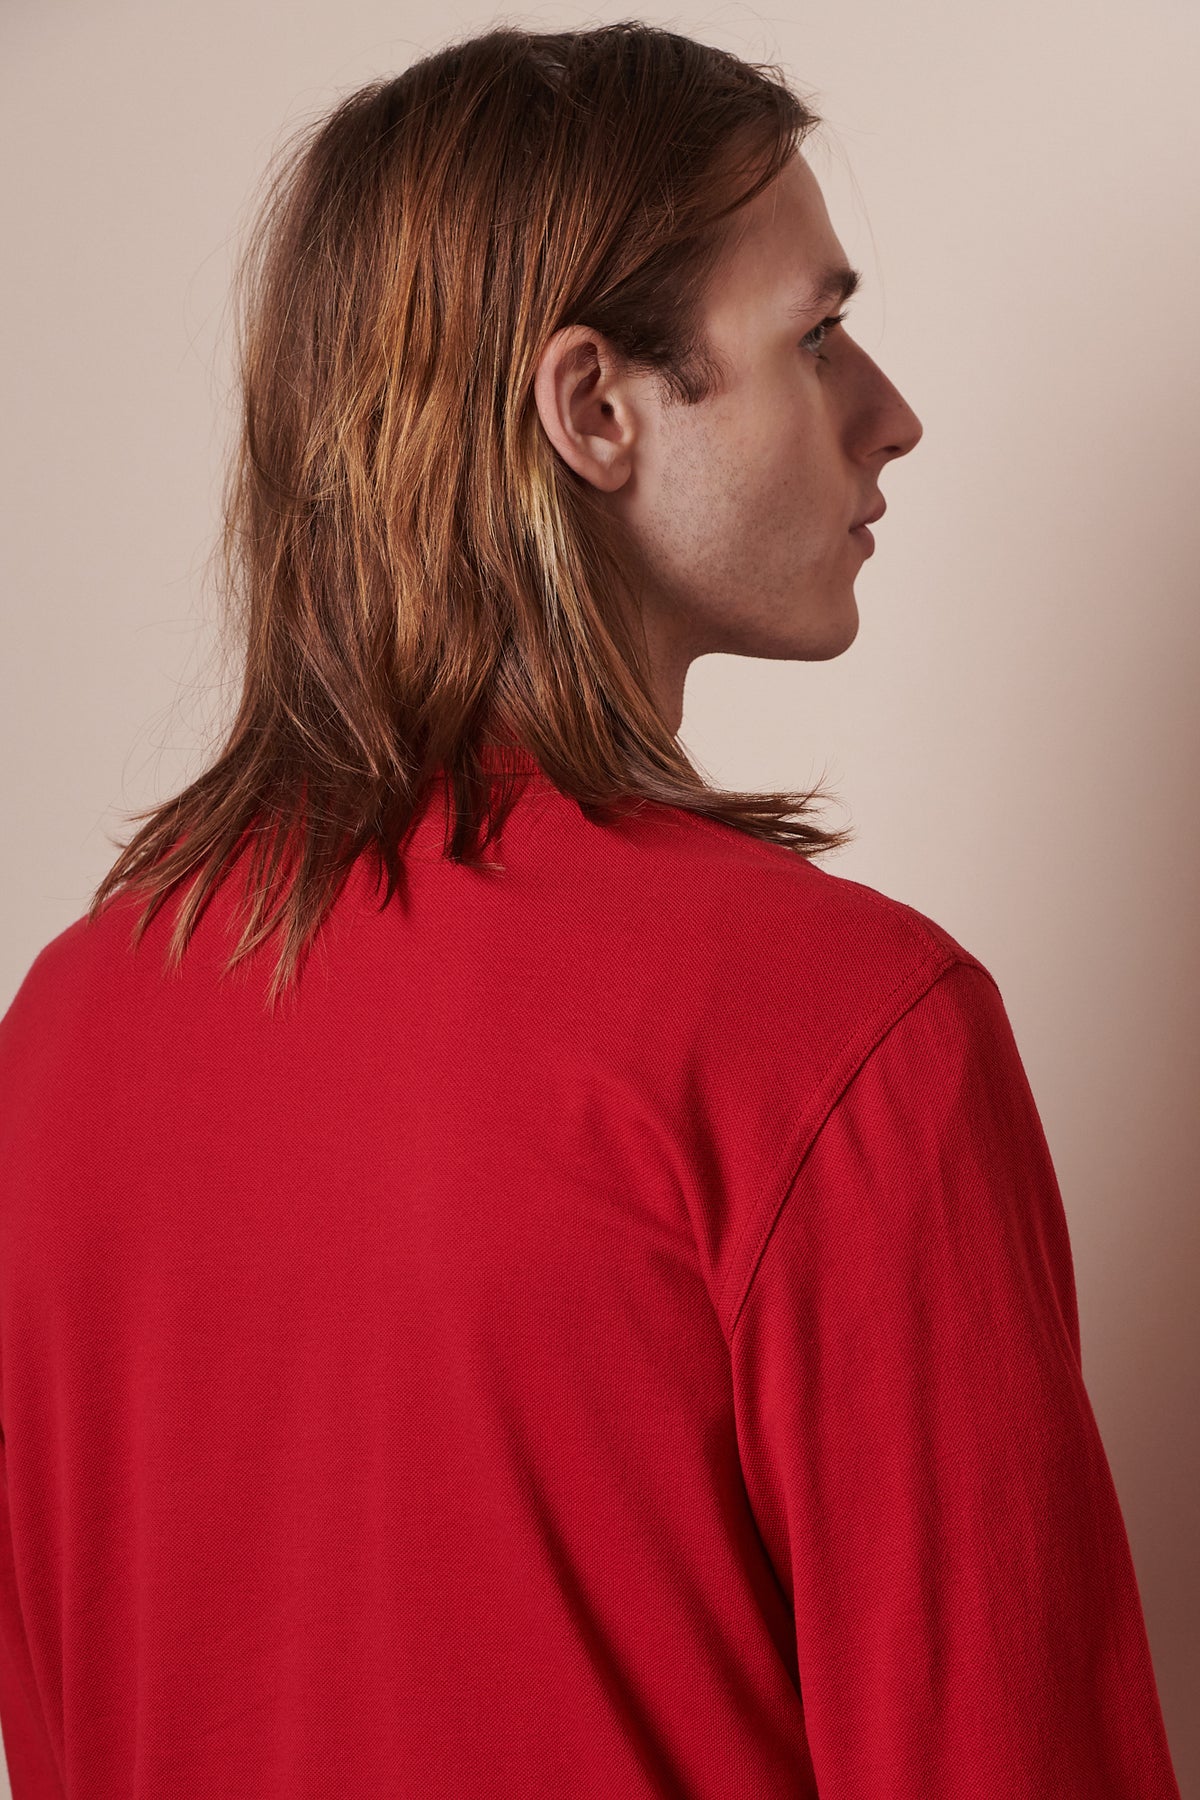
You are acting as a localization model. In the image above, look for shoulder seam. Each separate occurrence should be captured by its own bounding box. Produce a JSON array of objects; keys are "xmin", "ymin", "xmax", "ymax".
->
[{"xmin": 720, "ymin": 951, "xmax": 998, "ymax": 1344}]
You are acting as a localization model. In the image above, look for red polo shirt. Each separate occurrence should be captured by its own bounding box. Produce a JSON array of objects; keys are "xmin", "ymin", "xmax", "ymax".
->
[{"xmin": 0, "ymin": 748, "xmax": 1181, "ymax": 1796}]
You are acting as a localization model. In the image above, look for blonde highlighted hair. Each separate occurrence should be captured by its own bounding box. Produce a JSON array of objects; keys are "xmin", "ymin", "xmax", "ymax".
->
[{"xmin": 88, "ymin": 19, "xmax": 852, "ymax": 1009}]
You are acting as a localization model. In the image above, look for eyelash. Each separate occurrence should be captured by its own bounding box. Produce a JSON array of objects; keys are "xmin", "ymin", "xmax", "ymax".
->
[{"xmin": 800, "ymin": 310, "xmax": 850, "ymax": 362}]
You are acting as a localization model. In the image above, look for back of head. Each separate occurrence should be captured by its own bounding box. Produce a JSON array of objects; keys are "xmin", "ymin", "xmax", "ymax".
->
[{"xmin": 89, "ymin": 20, "xmax": 852, "ymax": 1009}]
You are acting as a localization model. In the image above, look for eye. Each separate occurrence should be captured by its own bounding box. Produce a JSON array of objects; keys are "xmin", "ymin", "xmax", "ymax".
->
[{"xmin": 800, "ymin": 310, "xmax": 850, "ymax": 363}]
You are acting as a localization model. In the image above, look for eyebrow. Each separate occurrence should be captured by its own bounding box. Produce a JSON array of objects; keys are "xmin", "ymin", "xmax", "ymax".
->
[{"xmin": 788, "ymin": 264, "xmax": 863, "ymax": 317}]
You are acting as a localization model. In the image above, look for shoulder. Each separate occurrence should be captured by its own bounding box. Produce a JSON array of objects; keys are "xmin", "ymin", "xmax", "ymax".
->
[
  {"xmin": 2, "ymin": 908, "xmax": 98, "ymax": 1030},
  {"xmin": 0, "ymin": 887, "xmax": 154, "ymax": 1078},
  {"xmin": 584, "ymin": 800, "xmax": 1009, "ymax": 1327},
  {"xmin": 605, "ymin": 793, "xmax": 997, "ymax": 1017}
]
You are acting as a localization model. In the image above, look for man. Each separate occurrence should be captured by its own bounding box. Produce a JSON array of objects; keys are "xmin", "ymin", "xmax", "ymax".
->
[{"xmin": 0, "ymin": 21, "xmax": 1182, "ymax": 1798}]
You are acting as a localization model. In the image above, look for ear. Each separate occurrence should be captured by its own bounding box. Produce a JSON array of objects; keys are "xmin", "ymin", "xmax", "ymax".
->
[{"xmin": 532, "ymin": 324, "xmax": 638, "ymax": 493}]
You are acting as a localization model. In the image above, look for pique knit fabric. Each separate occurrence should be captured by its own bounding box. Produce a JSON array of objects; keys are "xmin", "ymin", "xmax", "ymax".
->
[{"xmin": 0, "ymin": 749, "xmax": 1182, "ymax": 1798}]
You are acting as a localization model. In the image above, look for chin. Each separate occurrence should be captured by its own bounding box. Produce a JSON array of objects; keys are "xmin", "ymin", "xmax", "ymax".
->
[{"xmin": 809, "ymin": 603, "xmax": 860, "ymax": 660}]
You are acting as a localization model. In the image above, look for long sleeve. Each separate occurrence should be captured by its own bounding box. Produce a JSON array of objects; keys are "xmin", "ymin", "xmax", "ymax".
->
[
  {"xmin": 0, "ymin": 1434, "xmax": 63, "ymax": 1798},
  {"xmin": 729, "ymin": 958, "xmax": 1182, "ymax": 1798}
]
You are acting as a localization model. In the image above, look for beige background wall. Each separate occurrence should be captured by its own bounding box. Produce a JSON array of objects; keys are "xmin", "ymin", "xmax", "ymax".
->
[{"xmin": 3, "ymin": 0, "xmax": 1197, "ymax": 1788}]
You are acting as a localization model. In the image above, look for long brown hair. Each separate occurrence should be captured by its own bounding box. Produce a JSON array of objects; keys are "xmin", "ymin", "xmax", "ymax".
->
[{"xmin": 87, "ymin": 19, "xmax": 854, "ymax": 1009}]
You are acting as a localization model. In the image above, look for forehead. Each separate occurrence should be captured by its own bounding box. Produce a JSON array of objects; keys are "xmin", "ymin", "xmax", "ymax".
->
[{"xmin": 714, "ymin": 153, "xmax": 847, "ymax": 307}]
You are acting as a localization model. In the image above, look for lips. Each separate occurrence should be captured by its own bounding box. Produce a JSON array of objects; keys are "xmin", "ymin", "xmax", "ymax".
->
[{"xmin": 850, "ymin": 497, "xmax": 886, "ymax": 530}]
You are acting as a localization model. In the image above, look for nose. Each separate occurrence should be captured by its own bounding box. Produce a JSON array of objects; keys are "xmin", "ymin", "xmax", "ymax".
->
[
  {"xmin": 854, "ymin": 345, "xmax": 924, "ymax": 461},
  {"xmin": 892, "ymin": 391, "xmax": 924, "ymax": 457}
]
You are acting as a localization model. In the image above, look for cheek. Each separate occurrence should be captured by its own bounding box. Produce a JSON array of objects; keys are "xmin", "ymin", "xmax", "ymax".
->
[
  {"xmin": 777, "ymin": 402, "xmax": 845, "ymax": 517},
  {"xmin": 761, "ymin": 436, "xmax": 830, "ymax": 534}
]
